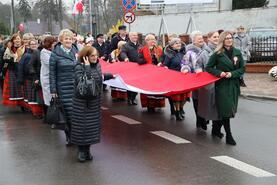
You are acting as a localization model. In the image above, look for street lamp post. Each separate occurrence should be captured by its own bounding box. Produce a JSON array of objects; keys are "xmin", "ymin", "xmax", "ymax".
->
[
  {"xmin": 89, "ymin": 0, "xmax": 93, "ymax": 35},
  {"xmin": 10, "ymin": 0, "xmax": 15, "ymax": 34}
]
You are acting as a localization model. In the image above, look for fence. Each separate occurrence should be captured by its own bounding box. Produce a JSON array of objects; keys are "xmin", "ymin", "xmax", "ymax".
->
[{"xmin": 250, "ymin": 36, "xmax": 277, "ymax": 63}]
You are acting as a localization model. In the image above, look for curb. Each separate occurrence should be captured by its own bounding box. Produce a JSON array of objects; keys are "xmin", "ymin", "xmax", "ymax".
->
[{"xmin": 240, "ymin": 93, "xmax": 277, "ymax": 101}]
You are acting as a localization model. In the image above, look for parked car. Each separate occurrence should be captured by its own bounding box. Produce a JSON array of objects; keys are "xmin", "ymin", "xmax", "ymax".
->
[{"xmin": 248, "ymin": 27, "xmax": 277, "ymax": 62}]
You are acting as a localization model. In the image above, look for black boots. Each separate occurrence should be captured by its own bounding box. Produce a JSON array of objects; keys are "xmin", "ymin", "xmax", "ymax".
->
[
  {"xmin": 127, "ymin": 99, "xmax": 137, "ymax": 105},
  {"xmin": 78, "ymin": 145, "xmax": 93, "ymax": 162},
  {"xmin": 239, "ymin": 78, "xmax": 247, "ymax": 87},
  {"xmin": 196, "ymin": 117, "xmax": 208, "ymax": 130},
  {"xmin": 85, "ymin": 150, "xmax": 93, "ymax": 161},
  {"xmin": 65, "ymin": 130, "xmax": 73, "ymax": 147},
  {"xmin": 175, "ymin": 111, "xmax": 184, "ymax": 121},
  {"xmin": 226, "ymin": 134, "xmax": 237, "ymax": 145},
  {"xmin": 78, "ymin": 151, "xmax": 86, "ymax": 162},
  {"xmin": 212, "ymin": 121, "xmax": 224, "ymax": 139},
  {"xmin": 223, "ymin": 119, "xmax": 236, "ymax": 145}
]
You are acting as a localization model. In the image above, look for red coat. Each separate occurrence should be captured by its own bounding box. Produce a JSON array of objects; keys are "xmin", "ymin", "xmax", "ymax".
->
[{"xmin": 140, "ymin": 45, "xmax": 163, "ymax": 65}]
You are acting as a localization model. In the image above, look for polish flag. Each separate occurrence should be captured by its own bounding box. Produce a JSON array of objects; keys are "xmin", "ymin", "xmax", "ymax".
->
[{"xmin": 72, "ymin": 0, "xmax": 84, "ymax": 16}]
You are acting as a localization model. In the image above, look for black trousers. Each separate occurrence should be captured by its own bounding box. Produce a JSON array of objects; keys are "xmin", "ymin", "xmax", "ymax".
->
[
  {"xmin": 127, "ymin": 91, "xmax": 137, "ymax": 101},
  {"xmin": 222, "ymin": 118, "xmax": 231, "ymax": 135},
  {"xmin": 78, "ymin": 145, "xmax": 90, "ymax": 152},
  {"xmin": 168, "ymin": 98, "xmax": 175, "ymax": 114},
  {"xmin": 192, "ymin": 98, "xmax": 209, "ymax": 126}
]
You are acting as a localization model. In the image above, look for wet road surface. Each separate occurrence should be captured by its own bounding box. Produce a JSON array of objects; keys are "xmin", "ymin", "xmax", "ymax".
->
[{"xmin": 0, "ymin": 92, "xmax": 277, "ymax": 185}]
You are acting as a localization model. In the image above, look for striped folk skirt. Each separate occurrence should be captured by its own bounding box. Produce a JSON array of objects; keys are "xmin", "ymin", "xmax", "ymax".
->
[
  {"xmin": 169, "ymin": 92, "xmax": 191, "ymax": 102},
  {"xmin": 140, "ymin": 94, "xmax": 165, "ymax": 108},
  {"xmin": 2, "ymin": 70, "xmax": 25, "ymax": 107},
  {"xmin": 111, "ymin": 87, "xmax": 127, "ymax": 100},
  {"xmin": 23, "ymin": 79, "xmax": 44, "ymax": 117}
]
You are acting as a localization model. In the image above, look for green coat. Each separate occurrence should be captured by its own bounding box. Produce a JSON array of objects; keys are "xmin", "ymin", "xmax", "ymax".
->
[{"xmin": 205, "ymin": 48, "xmax": 245, "ymax": 119}]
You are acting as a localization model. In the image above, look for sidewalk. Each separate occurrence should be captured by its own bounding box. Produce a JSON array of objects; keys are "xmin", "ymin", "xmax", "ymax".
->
[{"xmin": 240, "ymin": 73, "xmax": 277, "ymax": 100}]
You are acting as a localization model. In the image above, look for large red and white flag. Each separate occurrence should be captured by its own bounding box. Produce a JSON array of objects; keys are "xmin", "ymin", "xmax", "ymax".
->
[{"xmin": 100, "ymin": 60, "xmax": 220, "ymax": 96}]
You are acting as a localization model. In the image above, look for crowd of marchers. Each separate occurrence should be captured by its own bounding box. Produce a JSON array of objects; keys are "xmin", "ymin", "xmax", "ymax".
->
[{"xmin": 0, "ymin": 25, "xmax": 251, "ymax": 162}]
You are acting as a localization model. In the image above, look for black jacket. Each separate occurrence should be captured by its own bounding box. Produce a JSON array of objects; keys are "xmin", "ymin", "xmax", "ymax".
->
[
  {"xmin": 17, "ymin": 49, "xmax": 33, "ymax": 84},
  {"xmin": 120, "ymin": 41, "xmax": 146, "ymax": 64},
  {"xmin": 0, "ymin": 46, "xmax": 5, "ymax": 74},
  {"xmin": 164, "ymin": 45, "xmax": 184, "ymax": 72},
  {"xmin": 71, "ymin": 62, "xmax": 113, "ymax": 145},
  {"xmin": 29, "ymin": 47, "xmax": 42, "ymax": 81},
  {"xmin": 108, "ymin": 34, "xmax": 129, "ymax": 54},
  {"xmin": 93, "ymin": 42, "xmax": 109, "ymax": 59},
  {"xmin": 49, "ymin": 43, "xmax": 78, "ymax": 122}
]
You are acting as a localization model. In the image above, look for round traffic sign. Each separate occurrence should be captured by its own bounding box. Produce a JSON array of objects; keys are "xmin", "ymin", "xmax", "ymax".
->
[{"xmin": 123, "ymin": 12, "xmax": 136, "ymax": 24}]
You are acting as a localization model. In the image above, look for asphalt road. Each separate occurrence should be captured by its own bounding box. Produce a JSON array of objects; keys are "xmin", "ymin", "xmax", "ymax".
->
[{"xmin": 0, "ymin": 91, "xmax": 277, "ymax": 185}]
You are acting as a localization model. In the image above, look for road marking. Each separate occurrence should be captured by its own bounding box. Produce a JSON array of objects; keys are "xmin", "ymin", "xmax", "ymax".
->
[
  {"xmin": 150, "ymin": 131, "xmax": 191, "ymax": 144},
  {"xmin": 211, "ymin": 156, "xmax": 276, "ymax": 177},
  {"xmin": 111, "ymin": 115, "xmax": 141, "ymax": 125},
  {"xmin": 101, "ymin": 106, "xmax": 108, "ymax": 110}
]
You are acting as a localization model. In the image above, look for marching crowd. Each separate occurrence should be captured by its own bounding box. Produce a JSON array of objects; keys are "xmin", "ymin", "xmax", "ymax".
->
[{"xmin": 0, "ymin": 24, "xmax": 249, "ymax": 162}]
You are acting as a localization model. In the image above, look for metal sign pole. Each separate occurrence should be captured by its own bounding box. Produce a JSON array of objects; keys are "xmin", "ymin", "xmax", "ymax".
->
[
  {"xmin": 158, "ymin": 4, "xmax": 169, "ymax": 47},
  {"xmin": 89, "ymin": 0, "xmax": 93, "ymax": 35}
]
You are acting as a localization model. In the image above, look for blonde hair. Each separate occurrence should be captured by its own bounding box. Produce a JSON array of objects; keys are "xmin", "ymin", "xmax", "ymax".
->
[
  {"xmin": 58, "ymin": 29, "xmax": 74, "ymax": 42},
  {"xmin": 77, "ymin": 34, "xmax": 84, "ymax": 42},
  {"xmin": 215, "ymin": 31, "xmax": 234, "ymax": 54},
  {"xmin": 207, "ymin": 31, "xmax": 219, "ymax": 38},
  {"xmin": 168, "ymin": 34, "xmax": 178, "ymax": 41},
  {"xmin": 145, "ymin": 34, "xmax": 156, "ymax": 42},
  {"xmin": 29, "ymin": 39, "xmax": 38, "ymax": 45},
  {"xmin": 117, "ymin": 41, "xmax": 126, "ymax": 50},
  {"xmin": 23, "ymin": 33, "xmax": 34, "ymax": 40}
]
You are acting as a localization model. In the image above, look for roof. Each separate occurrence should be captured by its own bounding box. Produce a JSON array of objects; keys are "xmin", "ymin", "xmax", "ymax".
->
[{"xmin": 23, "ymin": 21, "xmax": 72, "ymax": 35}]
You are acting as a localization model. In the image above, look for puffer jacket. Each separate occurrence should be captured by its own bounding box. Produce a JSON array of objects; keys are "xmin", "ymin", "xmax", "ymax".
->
[
  {"xmin": 163, "ymin": 45, "xmax": 184, "ymax": 72},
  {"xmin": 49, "ymin": 43, "xmax": 78, "ymax": 122},
  {"xmin": 71, "ymin": 61, "xmax": 113, "ymax": 145}
]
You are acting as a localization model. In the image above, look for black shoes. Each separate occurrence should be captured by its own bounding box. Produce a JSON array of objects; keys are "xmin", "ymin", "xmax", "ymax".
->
[
  {"xmin": 147, "ymin": 107, "xmax": 155, "ymax": 113},
  {"xmin": 240, "ymin": 78, "xmax": 247, "ymax": 87},
  {"xmin": 127, "ymin": 99, "xmax": 137, "ymax": 105},
  {"xmin": 78, "ymin": 152, "xmax": 86, "ymax": 162},
  {"xmin": 226, "ymin": 134, "xmax": 237, "ymax": 145},
  {"xmin": 175, "ymin": 111, "xmax": 184, "ymax": 121},
  {"xmin": 180, "ymin": 109, "xmax": 185, "ymax": 119},
  {"xmin": 196, "ymin": 121, "xmax": 207, "ymax": 130},
  {"xmin": 78, "ymin": 150, "xmax": 93, "ymax": 162},
  {"xmin": 212, "ymin": 128, "xmax": 224, "ymax": 139},
  {"xmin": 86, "ymin": 151, "xmax": 93, "ymax": 161},
  {"xmin": 66, "ymin": 140, "xmax": 73, "ymax": 147},
  {"xmin": 211, "ymin": 122, "xmax": 224, "ymax": 139}
]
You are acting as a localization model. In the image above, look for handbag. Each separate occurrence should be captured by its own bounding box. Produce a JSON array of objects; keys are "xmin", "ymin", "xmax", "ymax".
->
[
  {"xmin": 45, "ymin": 97, "xmax": 67, "ymax": 130},
  {"xmin": 76, "ymin": 65, "xmax": 101, "ymax": 99}
]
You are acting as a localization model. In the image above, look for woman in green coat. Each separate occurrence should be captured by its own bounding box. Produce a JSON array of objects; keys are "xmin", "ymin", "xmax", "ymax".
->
[{"xmin": 205, "ymin": 31, "xmax": 245, "ymax": 145}]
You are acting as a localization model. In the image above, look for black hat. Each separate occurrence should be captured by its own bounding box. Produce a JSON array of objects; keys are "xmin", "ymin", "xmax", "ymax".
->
[
  {"xmin": 118, "ymin": 25, "xmax": 127, "ymax": 30},
  {"xmin": 96, "ymin": 34, "xmax": 104, "ymax": 39}
]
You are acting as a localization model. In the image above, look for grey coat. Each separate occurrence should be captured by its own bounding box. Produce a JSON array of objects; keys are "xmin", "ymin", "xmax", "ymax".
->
[
  {"xmin": 233, "ymin": 33, "xmax": 251, "ymax": 61},
  {"xmin": 49, "ymin": 43, "xmax": 78, "ymax": 122},
  {"xmin": 40, "ymin": 49, "xmax": 51, "ymax": 106},
  {"xmin": 183, "ymin": 44, "xmax": 204, "ymax": 99},
  {"xmin": 71, "ymin": 62, "xmax": 113, "ymax": 146},
  {"xmin": 197, "ymin": 43, "xmax": 219, "ymax": 120}
]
